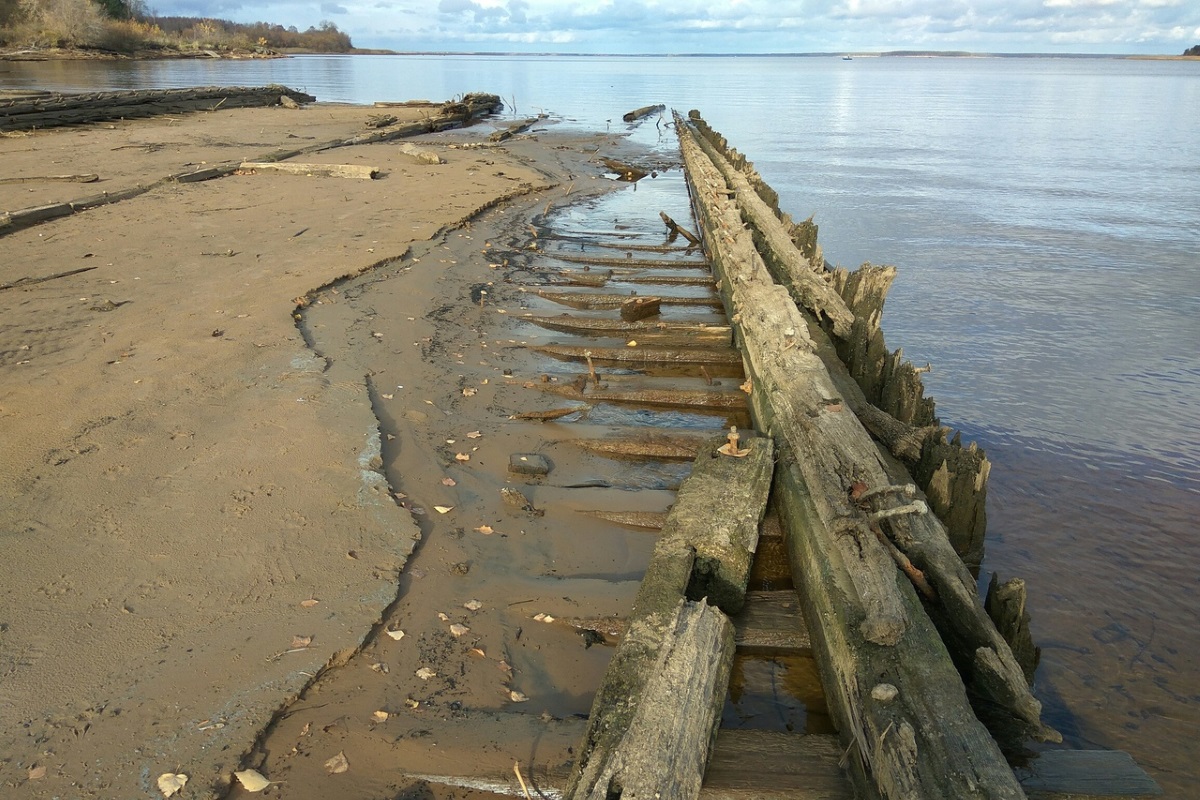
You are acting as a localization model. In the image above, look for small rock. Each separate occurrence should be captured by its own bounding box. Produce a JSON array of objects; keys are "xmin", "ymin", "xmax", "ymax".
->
[{"xmin": 508, "ymin": 452, "xmax": 551, "ymax": 476}]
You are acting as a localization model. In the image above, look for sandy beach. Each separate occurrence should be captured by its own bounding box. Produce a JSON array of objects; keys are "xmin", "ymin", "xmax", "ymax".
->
[{"xmin": 0, "ymin": 99, "xmax": 655, "ymax": 798}]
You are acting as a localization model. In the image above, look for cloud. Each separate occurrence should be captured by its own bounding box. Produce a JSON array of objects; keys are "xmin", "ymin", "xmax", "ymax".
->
[{"xmin": 321, "ymin": 2, "xmax": 348, "ymax": 13}]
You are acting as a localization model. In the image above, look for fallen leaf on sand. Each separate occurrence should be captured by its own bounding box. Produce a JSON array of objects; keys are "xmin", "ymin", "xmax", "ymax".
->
[
  {"xmin": 405, "ymin": 698, "xmax": 420, "ymax": 709},
  {"xmin": 372, "ymin": 710, "xmax": 389, "ymax": 722},
  {"xmin": 464, "ymin": 599, "xmax": 483, "ymax": 611},
  {"xmin": 381, "ymin": 393, "xmax": 393, "ymax": 400},
  {"xmin": 437, "ymin": 612, "xmax": 450, "ymax": 621},
  {"xmin": 462, "ymin": 387, "xmax": 477, "ymax": 396},
  {"xmin": 291, "ymin": 635, "xmax": 313, "ymax": 649},
  {"xmin": 441, "ymin": 477, "xmax": 457, "ymax": 486},
  {"xmin": 509, "ymin": 690, "xmax": 529, "ymax": 703},
  {"xmin": 627, "ymin": 340, "xmax": 638, "ymax": 347},
  {"xmin": 370, "ymin": 662, "xmax": 390, "ymax": 673},
  {"xmin": 433, "ymin": 505, "xmax": 454, "ymax": 514},
  {"xmin": 449, "ymin": 623, "xmax": 470, "ymax": 637},
  {"xmin": 300, "ymin": 598, "xmax": 319, "ymax": 608},
  {"xmin": 466, "ymin": 430, "xmax": 483, "ymax": 438},
  {"xmin": 416, "ymin": 667, "xmax": 436, "ymax": 680},
  {"xmin": 533, "ymin": 613, "xmax": 556, "ymax": 623},
  {"xmin": 157, "ymin": 773, "xmax": 188, "ymax": 797},
  {"xmin": 28, "ymin": 765, "xmax": 47, "ymax": 780},
  {"xmin": 455, "ymin": 453, "xmax": 471, "ymax": 462},
  {"xmin": 234, "ymin": 769, "xmax": 271, "ymax": 792},
  {"xmin": 385, "ymin": 629, "xmax": 405, "ymax": 640},
  {"xmin": 324, "ymin": 751, "xmax": 350, "ymax": 775},
  {"xmin": 474, "ymin": 525, "xmax": 494, "ymax": 535},
  {"xmin": 469, "ymin": 647, "xmax": 486, "ymax": 657}
]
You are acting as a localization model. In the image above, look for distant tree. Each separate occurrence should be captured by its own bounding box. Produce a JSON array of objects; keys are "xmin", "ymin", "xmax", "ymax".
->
[
  {"xmin": 1185, "ymin": 45, "xmax": 1200, "ymax": 57},
  {"xmin": 1, "ymin": 0, "xmax": 24, "ymax": 26}
]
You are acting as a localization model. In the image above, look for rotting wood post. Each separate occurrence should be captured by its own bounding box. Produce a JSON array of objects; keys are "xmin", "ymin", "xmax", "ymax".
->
[
  {"xmin": 566, "ymin": 434, "xmax": 773, "ymax": 800},
  {"xmin": 677, "ymin": 111, "xmax": 1049, "ymax": 799},
  {"xmin": 620, "ymin": 295, "xmax": 662, "ymax": 321}
]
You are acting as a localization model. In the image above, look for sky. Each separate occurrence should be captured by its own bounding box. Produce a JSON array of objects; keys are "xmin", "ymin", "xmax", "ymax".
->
[{"xmin": 146, "ymin": 0, "xmax": 1200, "ymax": 55}]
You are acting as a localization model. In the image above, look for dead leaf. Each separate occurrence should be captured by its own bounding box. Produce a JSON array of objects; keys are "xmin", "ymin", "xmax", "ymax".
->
[
  {"xmin": 372, "ymin": 710, "xmax": 389, "ymax": 722},
  {"xmin": 462, "ymin": 387, "xmax": 477, "ymax": 396},
  {"xmin": 437, "ymin": 612, "xmax": 450, "ymax": 621},
  {"xmin": 234, "ymin": 769, "xmax": 271, "ymax": 792},
  {"xmin": 626, "ymin": 340, "xmax": 638, "ymax": 347},
  {"xmin": 381, "ymin": 393, "xmax": 394, "ymax": 400},
  {"xmin": 300, "ymin": 598, "xmax": 319, "ymax": 608},
  {"xmin": 324, "ymin": 751, "xmax": 350, "ymax": 775},
  {"xmin": 466, "ymin": 430, "xmax": 483, "ymax": 439},
  {"xmin": 291, "ymin": 634, "xmax": 313, "ymax": 649},
  {"xmin": 28, "ymin": 765, "xmax": 47, "ymax": 781},
  {"xmin": 469, "ymin": 647, "xmax": 486, "ymax": 657},
  {"xmin": 449, "ymin": 623, "xmax": 470, "ymax": 637},
  {"xmin": 441, "ymin": 477, "xmax": 457, "ymax": 486},
  {"xmin": 454, "ymin": 453, "xmax": 471, "ymax": 462},
  {"xmin": 464, "ymin": 599, "xmax": 483, "ymax": 611},
  {"xmin": 370, "ymin": 662, "xmax": 390, "ymax": 674},
  {"xmin": 385, "ymin": 629, "xmax": 405, "ymax": 640},
  {"xmin": 300, "ymin": 722, "xmax": 312, "ymax": 735},
  {"xmin": 415, "ymin": 667, "xmax": 436, "ymax": 680},
  {"xmin": 533, "ymin": 613, "xmax": 556, "ymax": 623},
  {"xmin": 509, "ymin": 690, "xmax": 529, "ymax": 703},
  {"xmin": 157, "ymin": 773, "xmax": 188, "ymax": 797},
  {"xmin": 433, "ymin": 505, "xmax": 454, "ymax": 514},
  {"xmin": 404, "ymin": 698, "xmax": 420, "ymax": 709},
  {"xmin": 474, "ymin": 525, "xmax": 494, "ymax": 535}
]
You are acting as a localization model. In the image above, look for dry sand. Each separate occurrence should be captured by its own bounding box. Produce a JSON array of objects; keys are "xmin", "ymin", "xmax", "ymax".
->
[{"xmin": 0, "ymin": 102, "xmax": 654, "ymax": 798}]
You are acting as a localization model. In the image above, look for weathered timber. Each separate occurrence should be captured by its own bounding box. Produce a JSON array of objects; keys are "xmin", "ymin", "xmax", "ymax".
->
[
  {"xmin": 684, "ymin": 113, "xmax": 854, "ymax": 340},
  {"xmin": 173, "ymin": 166, "xmax": 233, "ymax": 183},
  {"xmin": 537, "ymin": 382, "xmax": 748, "ymax": 412},
  {"xmin": 542, "ymin": 236, "xmax": 698, "ymax": 254},
  {"xmin": 537, "ymin": 290, "xmax": 722, "ymax": 310},
  {"xmin": 0, "ymin": 202, "xmax": 72, "ymax": 230},
  {"xmin": 600, "ymin": 157, "xmax": 648, "ymax": 182},
  {"xmin": 534, "ymin": 343, "xmax": 741, "ymax": 367},
  {"xmin": 555, "ymin": 269, "xmax": 612, "ymax": 287},
  {"xmin": 915, "ymin": 427, "xmax": 990, "ymax": 568},
  {"xmin": 0, "ymin": 85, "xmax": 315, "ymax": 132},
  {"xmin": 623, "ymin": 103, "xmax": 665, "ymax": 122},
  {"xmin": 522, "ymin": 314, "xmax": 732, "ymax": 345},
  {"xmin": 580, "ymin": 509, "xmax": 668, "ymax": 529},
  {"xmin": 732, "ymin": 590, "xmax": 812, "ymax": 656},
  {"xmin": 701, "ymin": 730, "xmax": 853, "ymax": 800},
  {"xmin": 397, "ymin": 142, "xmax": 444, "ymax": 164},
  {"xmin": 661, "ymin": 210, "xmax": 703, "ymax": 245},
  {"xmin": 569, "ymin": 431, "xmax": 708, "ymax": 460},
  {"xmin": 490, "ymin": 116, "xmax": 541, "ymax": 142},
  {"xmin": 566, "ymin": 435, "xmax": 773, "ymax": 799},
  {"xmin": 239, "ymin": 161, "xmax": 379, "ymax": 179},
  {"xmin": 1015, "ymin": 750, "xmax": 1162, "ymax": 799},
  {"xmin": 621, "ymin": 273, "xmax": 716, "ymax": 286},
  {"xmin": 510, "ymin": 406, "xmax": 588, "ymax": 421},
  {"xmin": 679, "ymin": 112, "xmax": 1043, "ymax": 799},
  {"xmin": 540, "ymin": 250, "xmax": 709, "ymax": 268},
  {"xmin": 621, "ymin": 295, "xmax": 662, "ymax": 321},
  {"xmin": 985, "ymin": 574, "xmax": 1040, "ymax": 685}
]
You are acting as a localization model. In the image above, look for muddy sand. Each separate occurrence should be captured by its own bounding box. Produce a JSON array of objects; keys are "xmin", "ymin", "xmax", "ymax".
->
[{"xmin": 1, "ymin": 101, "xmax": 744, "ymax": 798}]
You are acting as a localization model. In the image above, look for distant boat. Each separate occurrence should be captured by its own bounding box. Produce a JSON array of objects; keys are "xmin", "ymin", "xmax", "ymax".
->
[{"xmin": 842, "ymin": 55, "xmax": 853, "ymax": 60}]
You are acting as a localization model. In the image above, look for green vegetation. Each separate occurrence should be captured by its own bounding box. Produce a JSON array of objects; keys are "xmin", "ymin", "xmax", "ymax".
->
[
  {"xmin": 1185, "ymin": 45, "xmax": 1200, "ymax": 56},
  {"xmin": 0, "ymin": 0, "xmax": 353, "ymax": 55}
]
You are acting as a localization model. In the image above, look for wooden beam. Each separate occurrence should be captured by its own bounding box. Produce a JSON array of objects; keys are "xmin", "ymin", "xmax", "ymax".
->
[
  {"xmin": 521, "ymin": 314, "xmax": 732, "ymax": 346},
  {"xmin": 537, "ymin": 289, "xmax": 722, "ymax": 310},
  {"xmin": 1015, "ymin": 750, "xmax": 1162, "ymax": 799},
  {"xmin": 533, "ymin": 343, "xmax": 743, "ymax": 367},
  {"xmin": 239, "ymin": 161, "xmax": 379, "ymax": 179},
  {"xmin": 623, "ymin": 103, "xmax": 665, "ymax": 122}
]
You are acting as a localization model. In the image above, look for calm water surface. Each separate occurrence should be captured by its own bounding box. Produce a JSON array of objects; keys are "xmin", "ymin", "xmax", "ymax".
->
[{"xmin": 4, "ymin": 54, "xmax": 1197, "ymax": 792}]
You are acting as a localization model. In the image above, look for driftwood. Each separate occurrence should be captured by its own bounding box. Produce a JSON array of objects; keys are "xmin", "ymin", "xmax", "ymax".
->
[
  {"xmin": 685, "ymin": 112, "xmax": 854, "ymax": 339},
  {"xmin": 623, "ymin": 103, "xmax": 665, "ymax": 122},
  {"xmin": 489, "ymin": 116, "xmax": 541, "ymax": 142},
  {"xmin": 600, "ymin": 157, "xmax": 647, "ymax": 182},
  {"xmin": 543, "ymin": 250, "xmax": 708, "ymax": 269},
  {"xmin": 620, "ymin": 295, "xmax": 662, "ymax": 321},
  {"xmin": 510, "ymin": 406, "xmax": 588, "ymax": 421},
  {"xmin": 579, "ymin": 509, "xmax": 668, "ymax": 529},
  {"xmin": 522, "ymin": 315, "xmax": 731, "ymax": 346},
  {"xmin": 537, "ymin": 290, "xmax": 721, "ymax": 310},
  {"xmin": 0, "ymin": 174, "xmax": 98, "ymax": 184},
  {"xmin": 569, "ymin": 431, "xmax": 707, "ymax": 461},
  {"xmin": 538, "ymin": 382, "xmax": 747, "ymax": 412},
  {"xmin": 397, "ymin": 142, "xmax": 444, "ymax": 165},
  {"xmin": 1, "ymin": 265, "xmax": 97, "ymax": 292},
  {"xmin": 660, "ymin": 211, "xmax": 702, "ymax": 245},
  {"xmin": 566, "ymin": 435, "xmax": 773, "ymax": 799},
  {"xmin": 239, "ymin": 161, "xmax": 379, "ymax": 179},
  {"xmin": 678, "ymin": 113, "xmax": 1051, "ymax": 799}
]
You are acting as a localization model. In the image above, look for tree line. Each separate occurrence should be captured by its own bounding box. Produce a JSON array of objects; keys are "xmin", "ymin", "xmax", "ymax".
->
[{"xmin": 0, "ymin": 0, "xmax": 354, "ymax": 53}]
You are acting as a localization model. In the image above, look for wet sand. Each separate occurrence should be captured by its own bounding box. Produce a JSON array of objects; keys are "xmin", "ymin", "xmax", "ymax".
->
[{"xmin": 0, "ymin": 102, "xmax": 658, "ymax": 798}]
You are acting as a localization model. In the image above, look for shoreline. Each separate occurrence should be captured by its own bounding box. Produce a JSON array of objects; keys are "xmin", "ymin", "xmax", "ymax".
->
[{"xmin": 0, "ymin": 99, "xmax": 628, "ymax": 798}]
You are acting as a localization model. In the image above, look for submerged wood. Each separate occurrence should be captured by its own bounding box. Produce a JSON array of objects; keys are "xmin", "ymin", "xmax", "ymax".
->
[
  {"xmin": 239, "ymin": 161, "xmax": 379, "ymax": 179},
  {"xmin": 661, "ymin": 211, "xmax": 702, "ymax": 245},
  {"xmin": 489, "ymin": 116, "xmax": 540, "ymax": 142},
  {"xmin": 510, "ymin": 406, "xmax": 588, "ymax": 421},
  {"xmin": 538, "ymin": 382, "xmax": 747, "ymax": 411},
  {"xmin": 537, "ymin": 290, "xmax": 722, "ymax": 310},
  {"xmin": 555, "ymin": 269, "xmax": 612, "ymax": 287},
  {"xmin": 620, "ymin": 295, "xmax": 662, "ymax": 321},
  {"xmin": 569, "ymin": 431, "xmax": 707, "ymax": 460},
  {"xmin": 985, "ymin": 575, "xmax": 1040, "ymax": 685},
  {"xmin": 685, "ymin": 112, "xmax": 854, "ymax": 340},
  {"xmin": 540, "ymin": 250, "xmax": 709, "ymax": 268},
  {"xmin": 566, "ymin": 435, "xmax": 773, "ymax": 800},
  {"xmin": 679, "ymin": 113, "xmax": 1046, "ymax": 799},
  {"xmin": 600, "ymin": 157, "xmax": 648, "ymax": 182},
  {"xmin": 623, "ymin": 103, "xmax": 665, "ymax": 122},
  {"xmin": 534, "ymin": 343, "xmax": 741, "ymax": 367},
  {"xmin": 580, "ymin": 509, "xmax": 668, "ymax": 529},
  {"xmin": 522, "ymin": 314, "xmax": 732, "ymax": 345}
]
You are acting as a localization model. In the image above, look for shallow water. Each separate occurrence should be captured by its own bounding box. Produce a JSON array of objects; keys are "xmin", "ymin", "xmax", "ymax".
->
[{"xmin": 5, "ymin": 53, "xmax": 1197, "ymax": 793}]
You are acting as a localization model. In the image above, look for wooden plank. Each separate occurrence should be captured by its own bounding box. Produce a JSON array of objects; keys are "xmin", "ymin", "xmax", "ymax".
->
[
  {"xmin": 537, "ymin": 382, "xmax": 748, "ymax": 411},
  {"xmin": 537, "ymin": 289, "xmax": 723, "ymax": 310},
  {"xmin": 239, "ymin": 161, "xmax": 379, "ymax": 179},
  {"xmin": 701, "ymin": 730, "xmax": 852, "ymax": 800},
  {"xmin": 569, "ymin": 431, "xmax": 708, "ymax": 460},
  {"xmin": 534, "ymin": 343, "xmax": 743, "ymax": 367},
  {"xmin": 678, "ymin": 111, "xmax": 1037, "ymax": 800},
  {"xmin": 521, "ymin": 314, "xmax": 732, "ymax": 345},
  {"xmin": 566, "ymin": 436, "xmax": 774, "ymax": 799},
  {"xmin": 580, "ymin": 509, "xmax": 668, "ymax": 529},
  {"xmin": 1016, "ymin": 750, "xmax": 1162, "ymax": 799},
  {"xmin": 621, "ymin": 295, "xmax": 662, "ymax": 321},
  {"xmin": 733, "ymin": 591, "xmax": 811, "ymax": 656},
  {"xmin": 544, "ymin": 250, "xmax": 709, "ymax": 269}
]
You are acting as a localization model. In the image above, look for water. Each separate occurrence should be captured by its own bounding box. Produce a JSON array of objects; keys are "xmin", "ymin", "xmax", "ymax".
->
[{"xmin": 4, "ymin": 54, "xmax": 1198, "ymax": 792}]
